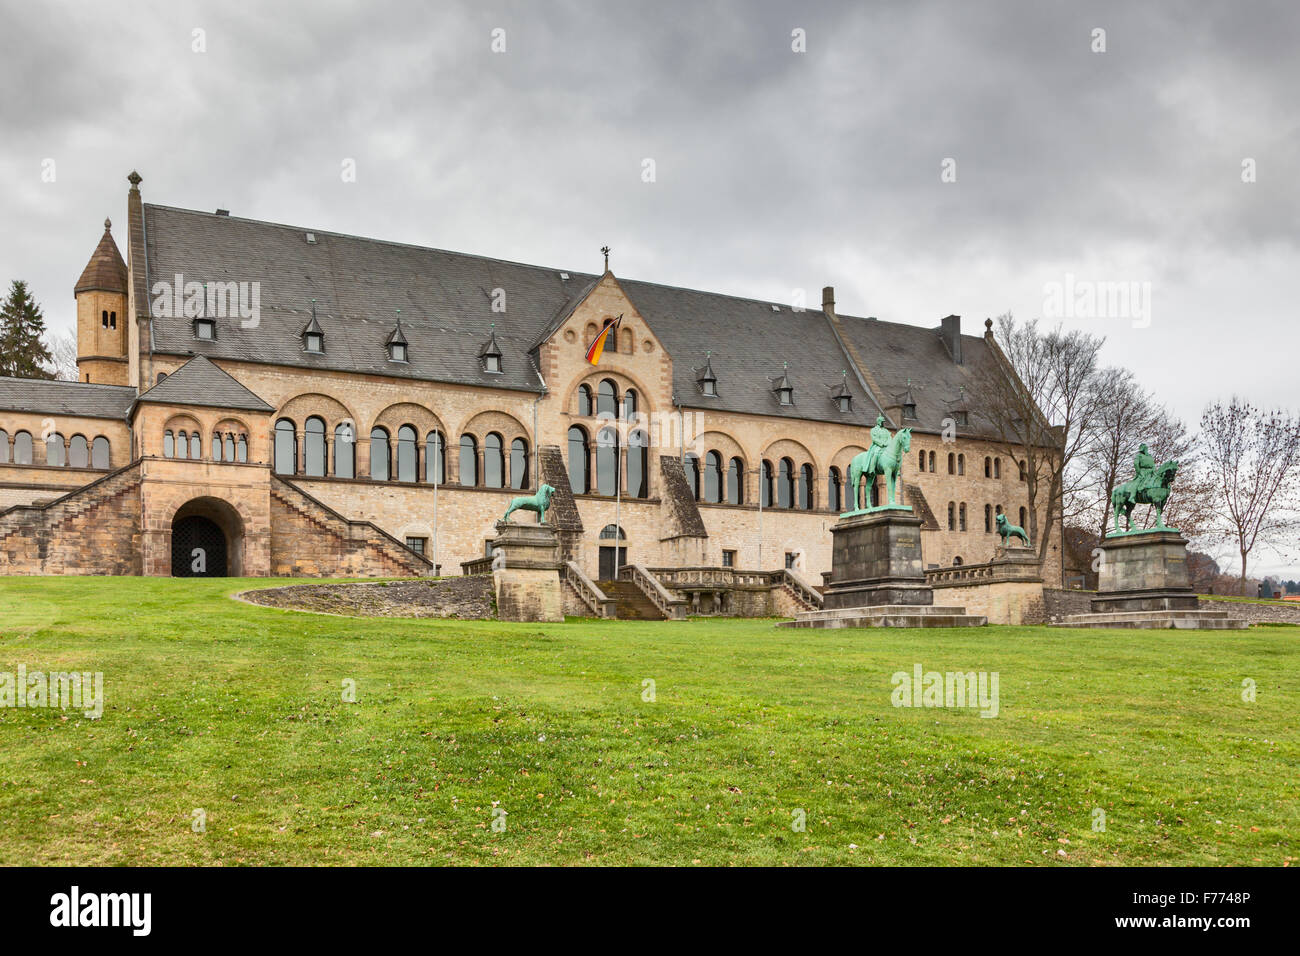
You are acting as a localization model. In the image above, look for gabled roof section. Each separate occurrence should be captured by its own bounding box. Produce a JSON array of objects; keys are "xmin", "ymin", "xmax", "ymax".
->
[
  {"xmin": 75, "ymin": 219, "xmax": 128, "ymax": 295},
  {"xmin": 0, "ymin": 377, "xmax": 136, "ymax": 420},
  {"xmin": 135, "ymin": 356, "xmax": 274, "ymax": 412}
]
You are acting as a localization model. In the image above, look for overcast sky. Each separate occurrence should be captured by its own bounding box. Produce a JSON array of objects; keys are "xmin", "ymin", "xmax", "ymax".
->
[{"xmin": 2, "ymin": 0, "xmax": 1296, "ymax": 574}]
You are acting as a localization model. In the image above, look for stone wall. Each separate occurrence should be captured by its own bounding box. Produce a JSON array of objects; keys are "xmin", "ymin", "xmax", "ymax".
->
[
  {"xmin": 1196, "ymin": 598, "xmax": 1300, "ymax": 625},
  {"xmin": 1043, "ymin": 587, "xmax": 1097, "ymax": 622}
]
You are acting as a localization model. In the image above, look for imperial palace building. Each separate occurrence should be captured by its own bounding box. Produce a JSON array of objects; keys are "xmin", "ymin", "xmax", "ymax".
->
[{"xmin": 0, "ymin": 172, "xmax": 1062, "ymax": 607}]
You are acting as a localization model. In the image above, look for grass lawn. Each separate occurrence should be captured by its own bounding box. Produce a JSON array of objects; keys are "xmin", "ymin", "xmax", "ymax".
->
[{"xmin": 0, "ymin": 577, "xmax": 1295, "ymax": 866}]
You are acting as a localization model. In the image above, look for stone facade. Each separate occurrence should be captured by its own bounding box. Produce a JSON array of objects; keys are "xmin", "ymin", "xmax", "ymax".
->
[{"xmin": 0, "ymin": 174, "xmax": 1064, "ymax": 584}]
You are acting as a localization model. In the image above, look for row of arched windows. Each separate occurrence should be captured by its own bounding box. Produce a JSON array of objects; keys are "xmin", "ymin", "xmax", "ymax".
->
[
  {"xmin": 917, "ymin": 451, "xmax": 1027, "ymax": 481},
  {"xmin": 165, "ymin": 428, "xmax": 249, "ymax": 462},
  {"xmin": 677, "ymin": 454, "xmax": 879, "ymax": 512},
  {"xmin": 272, "ymin": 417, "xmax": 528, "ymax": 489},
  {"xmin": 569, "ymin": 380, "xmax": 648, "ymax": 497},
  {"xmin": 946, "ymin": 502, "xmax": 1029, "ymax": 533},
  {"xmin": 0, "ymin": 429, "xmax": 111, "ymax": 469}
]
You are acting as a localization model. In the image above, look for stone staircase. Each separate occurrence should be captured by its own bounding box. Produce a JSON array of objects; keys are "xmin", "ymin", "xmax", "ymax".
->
[
  {"xmin": 778, "ymin": 604, "xmax": 988, "ymax": 629},
  {"xmin": 596, "ymin": 580, "xmax": 667, "ymax": 621},
  {"xmin": 1051, "ymin": 608, "xmax": 1248, "ymax": 630}
]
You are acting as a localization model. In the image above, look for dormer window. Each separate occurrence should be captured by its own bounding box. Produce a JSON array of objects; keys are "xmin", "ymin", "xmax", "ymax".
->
[
  {"xmin": 903, "ymin": 401, "xmax": 917, "ymax": 420},
  {"xmin": 302, "ymin": 305, "xmax": 324, "ymax": 353},
  {"xmin": 194, "ymin": 318, "xmax": 216, "ymax": 341},
  {"xmin": 697, "ymin": 354, "xmax": 718, "ymax": 397},
  {"xmin": 772, "ymin": 365, "xmax": 793, "ymax": 406},
  {"xmin": 952, "ymin": 409, "xmax": 968, "ymax": 426},
  {"xmin": 830, "ymin": 372, "xmax": 852, "ymax": 412},
  {"xmin": 479, "ymin": 330, "xmax": 503, "ymax": 374},
  {"xmin": 386, "ymin": 319, "xmax": 409, "ymax": 363}
]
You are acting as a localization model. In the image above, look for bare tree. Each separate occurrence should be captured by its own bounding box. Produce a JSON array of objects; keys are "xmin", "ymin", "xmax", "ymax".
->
[
  {"xmin": 1199, "ymin": 397, "xmax": 1300, "ymax": 594},
  {"xmin": 46, "ymin": 330, "xmax": 78, "ymax": 381},
  {"xmin": 974, "ymin": 314, "xmax": 1106, "ymax": 570}
]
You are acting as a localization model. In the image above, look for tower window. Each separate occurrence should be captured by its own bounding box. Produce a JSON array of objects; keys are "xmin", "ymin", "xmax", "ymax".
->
[
  {"xmin": 304, "ymin": 331, "xmax": 323, "ymax": 353},
  {"xmin": 110, "ymin": 311, "xmax": 116, "ymax": 329}
]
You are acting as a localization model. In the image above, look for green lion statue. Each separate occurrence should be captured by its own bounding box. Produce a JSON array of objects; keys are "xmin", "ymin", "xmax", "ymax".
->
[
  {"xmin": 502, "ymin": 484, "xmax": 556, "ymax": 524},
  {"xmin": 995, "ymin": 512, "xmax": 1029, "ymax": 547}
]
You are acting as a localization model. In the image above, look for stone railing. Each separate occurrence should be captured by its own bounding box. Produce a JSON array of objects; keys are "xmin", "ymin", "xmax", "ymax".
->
[
  {"xmin": 775, "ymin": 566, "xmax": 825, "ymax": 609},
  {"xmin": 564, "ymin": 560, "xmax": 616, "ymax": 618},
  {"xmin": 620, "ymin": 563, "xmax": 688, "ymax": 620},
  {"xmin": 461, "ymin": 554, "xmax": 494, "ymax": 576}
]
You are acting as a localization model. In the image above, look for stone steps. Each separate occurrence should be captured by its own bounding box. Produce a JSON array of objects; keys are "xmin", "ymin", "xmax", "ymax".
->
[
  {"xmin": 597, "ymin": 580, "xmax": 666, "ymax": 621},
  {"xmin": 777, "ymin": 604, "xmax": 987, "ymax": 629},
  {"xmin": 1052, "ymin": 609, "xmax": 1249, "ymax": 630}
]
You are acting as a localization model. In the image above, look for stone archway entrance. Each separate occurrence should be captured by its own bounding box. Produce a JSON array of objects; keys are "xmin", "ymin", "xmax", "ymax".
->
[{"xmin": 171, "ymin": 497, "xmax": 245, "ymax": 577}]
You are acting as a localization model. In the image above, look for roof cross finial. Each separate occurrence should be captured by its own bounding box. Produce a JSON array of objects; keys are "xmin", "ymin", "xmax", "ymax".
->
[{"xmin": 601, "ymin": 246, "xmax": 610, "ymax": 272}]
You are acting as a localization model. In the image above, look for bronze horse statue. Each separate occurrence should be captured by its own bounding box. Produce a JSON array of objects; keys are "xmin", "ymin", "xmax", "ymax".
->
[
  {"xmin": 1111, "ymin": 460, "xmax": 1177, "ymax": 533},
  {"xmin": 846, "ymin": 428, "xmax": 912, "ymax": 511}
]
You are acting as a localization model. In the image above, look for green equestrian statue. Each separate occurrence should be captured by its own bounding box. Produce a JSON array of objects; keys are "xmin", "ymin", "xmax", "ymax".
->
[
  {"xmin": 845, "ymin": 422, "xmax": 912, "ymax": 513},
  {"xmin": 1110, "ymin": 444, "xmax": 1179, "ymax": 535}
]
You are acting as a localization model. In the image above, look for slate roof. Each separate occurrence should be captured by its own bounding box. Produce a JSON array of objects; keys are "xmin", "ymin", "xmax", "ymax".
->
[
  {"xmin": 75, "ymin": 219, "xmax": 128, "ymax": 295},
  {"xmin": 0, "ymin": 377, "xmax": 136, "ymax": 420},
  {"xmin": 144, "ymin": 204, "xmax": 594, "ymax": 395},
  {"xmin": 135, "ymin": 356, "xmax": 274, "ymax": 412},
  {"xmin": 141, "ymin": 203, "xmax": 1010, "ymax": 432}
]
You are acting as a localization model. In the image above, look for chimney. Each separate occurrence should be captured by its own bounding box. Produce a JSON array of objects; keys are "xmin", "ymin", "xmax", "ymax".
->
[
  {"xmin": 822, "ymin": 286, "xmax": 836, "ymax": 318},
  {"xmin": 941, "ymin": 314, "xmax": 962, "ymax": 364}
]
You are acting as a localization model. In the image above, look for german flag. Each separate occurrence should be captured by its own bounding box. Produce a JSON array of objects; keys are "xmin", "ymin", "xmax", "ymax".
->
[{"xmin": 584, "ymin": 314, "xmax": 623, "ymax": 365}]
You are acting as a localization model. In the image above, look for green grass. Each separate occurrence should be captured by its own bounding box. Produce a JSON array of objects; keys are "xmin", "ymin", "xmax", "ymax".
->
[{"xmin": 0, "ymin": 577, "xmax": 1295, "ymax": 867}]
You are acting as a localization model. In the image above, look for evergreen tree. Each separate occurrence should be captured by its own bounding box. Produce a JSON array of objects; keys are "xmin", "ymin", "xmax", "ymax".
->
[{"xmin": 0, "ymin": 280, "xmax": 55, "ymax": 380}]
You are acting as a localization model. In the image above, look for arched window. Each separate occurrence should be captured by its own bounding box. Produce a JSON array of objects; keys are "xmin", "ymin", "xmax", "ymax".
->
[
  {"xmin": 599, "ymin": 524, "xmax": 626, "ymax": 540},
  {"xmin": 46, "ymin": 433, "xmax": 65, "ymax": 467},
  {"xmin": 370, "ymin": 427, "xmax": 391, "ymax": 481},
  {"xmin": 984, "ymin": 457, "xmax": 992, "ymax": 478},
  {"xmin": 577, "ymin": 384, "xmax": 593, "ymax": 417},
  {"xmin": 798, "ymin": 463, "xmax": 813, "ymax": 510},
  {"xmin": 953, "ymin": 556, "xmax": 964, "ymax": 566},
  {"xmin": 597, "ymin": 379, "xmax": 619, "ymax": 419},
  {"xmin": 627, "ymin": 428, "xmax": 648, "ymax": 498},
  {"xmin": 568, "ymin": 426, "xmax": 589, "ymax": 493},
  {"xmin": 959, "ymin": 502, "xmax": 967, "ymax": 531},
  {"xmin": 68, "ymin": 435, "xmax": 88, "ymax": 468},
  {"xmin": 683, "ymin": 453, "xmax": 700, "ymax": 500},
  {"xmin": 727, "ymin": 457, "xmax": 744, "ymax": 505},
  {"xmin": 703, "ymin": 451, "xmax": 722, "ymax": 503},
  {"xmin": 947, "ymin": 452, "xmax": 955, "ymax": 475},
  {"xmin": 236, "ymin": 435, "xmax": 247, "ymax": 463},
  {"xmin": 947, "ymin": 501, "xmax": 956, "ymax": 531},
  {"xmin": 510, "ymin": 437, "xmax": 529, "ymax": 489},
  {"xmin": 870, "ymin": 479, "xmax": 880, "ymax": 508},
  {"xmin": 13, "ymin": 431, "xmax": 32, "ymax": 465},
  {"xmin": 760, "ymin": 460, "xmax": 773, "ymax": 508},
  {"xmin": 178, "ymin": 430, "xmax": 192, "ymax": 460},
  {"xmin": 426, "ymin": 431, "xmax": 445, "ymax": 484},
  {"xmin": 0, "ymin": 429, "xmax": 8, "ymax": 464},
  {"xmin": 397, "ymin": 425, "xmax": 418, "ymax": 482},
  {"xmin": 928, "ymin": 450, "xmax": 936, "ymax": 472},
  {"xmin": 164, "ymin": 430, "xmax": 175, "ymax": 458},
  {"xmin": 1019, "ymin": 506, "xmax": 1028, "ymax": 529},
  {"xmin": 827, "ymin": 466, "xmax": 842, "ymax": 512},
  {"xmin": 623, "ymin": 389, "xmax": 637, "ymax": 420},
  {"xmin": 459, "ymin": 434, "xmax": 478, "ymax": 486},
  {"xmin": 334, "ymin": 423, "xmax": 354, "ymax": 478},
  {"xmin": 958, "ymin": 454, "xmax": 965, "ymax": 476},
  {"xmin": 212, "ymin": 433, "xmax": 224, "ymax": 462},
  {"xmin": 994, "ymin": 458, "xmax": 1002, "ymax": 479},
  {"xmin": 91, "ymin": 436, "xmax": 110, "ymax": 469},
  {"xmin": 777, "ymin": 458, "xmax": 794, "ymax": 509},
  {"xmin": 984, "ymin": 504, "xmax": 993, "ymax": 532},
  {"xmin": 305, "ymin": 417, "xmax": 327, "ymax": 477},
  {"xmin": 918, "ymin": 451, "xmax": 926, "ymax": 472},
  {"xmin": 190, "ymin": 432, "xmax": 201, "ymax": 459},
  {"xmin": 223, "ymin": 433, "xmax": 235, "ymax": 462},
  {"xmin": 484, "ymin": 432, "xmax": 504, "ymax": 488},
  {"xmin": 595, "ymin": 426, "xmax": 618, "ymax": 496},
  {"xmin": 274, "ymin": 419, "xmax": 297, "ymax": 474}
]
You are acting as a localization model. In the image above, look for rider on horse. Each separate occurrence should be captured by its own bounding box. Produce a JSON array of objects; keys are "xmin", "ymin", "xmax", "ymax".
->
[
  {"xmin": 862, "ymin": 415, "xmax": 890, "ymax": 479},
  {"xmin": 1133, "ymin": 443, "xmax": 1156, "ymax": 494}
]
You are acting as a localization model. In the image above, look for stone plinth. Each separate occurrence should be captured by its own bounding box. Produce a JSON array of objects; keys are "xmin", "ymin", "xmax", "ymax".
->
[
  {"xmin": 1092, "ymin": 530, "xmax": 1197, "ymax": 612},
  {"xmin": 1051, "ymin": 529, "xmax": 1247, "ymax": 629},
  {"xmin": 823, "ymin": 511, "xmax": 932, "ymax": 609},
  {"xmin": 491, "ymin": 520, "xmax": 563, "ymax": 622}
]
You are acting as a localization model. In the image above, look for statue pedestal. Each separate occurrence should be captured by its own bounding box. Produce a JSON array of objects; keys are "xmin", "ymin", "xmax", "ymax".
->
[
  {"xmin": 823, "ymin": 510, "xmax": 932, "ymax": 609},
  {"xmin": 491, "ymin": 520, "xmax": 563, "ymax": 622},
  {"xmin": 1092, "ymin": 530, "xmax": 1197, "ymax": 612},
  {"xmin": 1052, "ymin": 529, "xmax": 1247, "ymax": 629}
]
